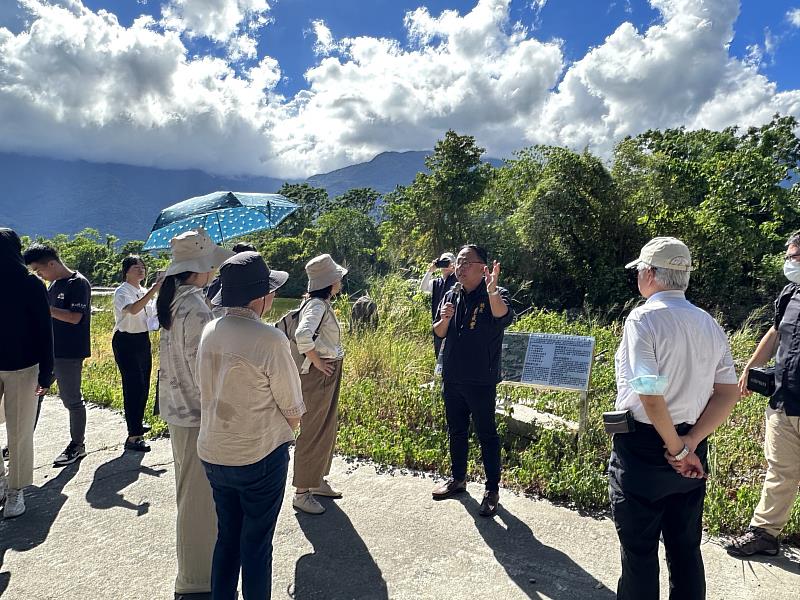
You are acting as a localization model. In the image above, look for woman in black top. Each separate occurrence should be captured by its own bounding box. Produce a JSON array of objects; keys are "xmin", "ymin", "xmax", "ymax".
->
[{"xmin": 0, "ymin": 228, "xmax": 54, "ymax": 519}]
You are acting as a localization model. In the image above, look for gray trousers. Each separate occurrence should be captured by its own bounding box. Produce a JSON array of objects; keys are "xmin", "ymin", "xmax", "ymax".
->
[{"xmin": 54, "ymin": 358, "xmax": 86, "ymax": 445}]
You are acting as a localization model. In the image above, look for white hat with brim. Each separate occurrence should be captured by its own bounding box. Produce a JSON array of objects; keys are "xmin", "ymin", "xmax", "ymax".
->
[
  {"xmin": 165, "ymin": 228, "xmax": 235, "ymax": 276},
  {"xmin": 625, "ymin": 236, "xmax": 694, "ymax": 272},
  {"xmin": 438, "ymin": 252, "xmax": 456, "ymax": 264},
  {"xmin": 306, "ymin": 254, "xmax": 348, "ymax": 292}
]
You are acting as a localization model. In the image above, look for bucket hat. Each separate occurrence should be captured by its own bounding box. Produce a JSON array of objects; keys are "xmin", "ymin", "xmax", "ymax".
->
[
  {"xmin": 211, "ymin": 251, "xmax": 289, "ymax": 307},
  {"xmin": 165, "ymin": 228, "xmax": 234, "ymax": 276},
  {"xmin": 306, "ymin": 254, "xmax": 348, "ymax": 292}
]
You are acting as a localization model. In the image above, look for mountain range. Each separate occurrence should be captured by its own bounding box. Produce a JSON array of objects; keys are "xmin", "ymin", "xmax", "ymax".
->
[{"xmin": 0, "ymin": 150, "xmax": 500, "ymax": 242}]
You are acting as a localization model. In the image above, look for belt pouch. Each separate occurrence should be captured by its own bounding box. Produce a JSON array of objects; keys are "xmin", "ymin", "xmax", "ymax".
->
[{"xmin": 603, "ymin": 409, "xmax": 635, "ymax": 434}]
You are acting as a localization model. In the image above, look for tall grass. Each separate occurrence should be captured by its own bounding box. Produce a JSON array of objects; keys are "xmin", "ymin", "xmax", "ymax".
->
[{"xmin": 82, "ymin": 279, "xmax": 800, "ymax": 540}]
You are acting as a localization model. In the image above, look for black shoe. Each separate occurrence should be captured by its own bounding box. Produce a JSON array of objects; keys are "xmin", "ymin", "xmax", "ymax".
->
[
  {"xmin": 124, "ymin": 439, "xmax": 151, "ymax": 452},
  {"xmin": 725, "ymin": 526, "xmax": 780, "ymax": 557},
  {"xmin": 53, "ymin": 442, "xmax": 87, "ymax": 467},
  {"xmin": 141, "ymin": 422, "xmax": 152, "ymax": 434},
  {"xmin": 431, "ymin": 478, "xmax": 467, "ymax": 500},
  {"xmin": 1, "ymin": 447, "xmax": 7, "ymax": 461},
  {"xmin": 479, "ymin": 490, "xmax": 500, "ymax": 517}
]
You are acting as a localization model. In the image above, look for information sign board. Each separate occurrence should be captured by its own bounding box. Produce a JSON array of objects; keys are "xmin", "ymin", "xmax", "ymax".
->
[{"xmin": 501, "ymin": 332, "xmax": 595, "ymax": 391}]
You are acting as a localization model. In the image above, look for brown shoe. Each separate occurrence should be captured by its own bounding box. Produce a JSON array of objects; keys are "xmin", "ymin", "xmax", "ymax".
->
[
  {"xmin": 479, "ymin": 490, "xmax": 499, "ymax": 517},
  {"xmin": 431, "ymin": 478, "xmax": 466, "ymax": 500}
]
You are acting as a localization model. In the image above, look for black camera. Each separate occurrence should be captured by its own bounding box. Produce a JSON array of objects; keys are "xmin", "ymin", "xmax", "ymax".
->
[
  {"xmin": 434, "ymin": 258, "xmax": 451, "ymax": 268},
  {"xmin": 747, "ymin": 366, "xmax": 776, "ymax": 397}
]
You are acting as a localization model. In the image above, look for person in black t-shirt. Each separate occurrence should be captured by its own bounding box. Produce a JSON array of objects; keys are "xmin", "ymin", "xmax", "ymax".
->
[{"xmin": 24, "ymin": 244, "xmax": 91, "ymax": 467}]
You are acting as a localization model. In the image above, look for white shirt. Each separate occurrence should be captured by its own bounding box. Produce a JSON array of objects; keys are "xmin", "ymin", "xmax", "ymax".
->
[
  {"xmin": 419, "ymin": 270, "xmax": 434, "ymax": 293},
  {"xmin": 614, "ymin": 290, "xmax": 737, "ymax": 425},
  {"xmin": 295, "ymin": 298, "xmax": 344, "ymax": 374},
  {"xmin": 113, "ymin": 282, "xmax": 156, "ymax": 333}
]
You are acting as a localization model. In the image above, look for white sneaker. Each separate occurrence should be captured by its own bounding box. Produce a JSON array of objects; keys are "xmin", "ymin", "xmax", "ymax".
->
[
  {"xmin": 4, "ymin": 488, "xmax": 25, "ymax": 518},
  {"xmin": 293, "ymin": 491, "xmax": 325, "ymax": 514},
  {"xmin": 0, "ymin": 476, "xmax": 7, "ymax": 505},
  {"xmin": 310, "ymin": 479, "xmax": 343, "ymax": 498}
]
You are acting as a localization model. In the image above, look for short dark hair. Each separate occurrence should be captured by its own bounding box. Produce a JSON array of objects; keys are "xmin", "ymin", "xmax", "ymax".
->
[
  {"xmin": 459, "ymin": 244, "xmax": 488, "ymax": 264},
  {"xmin": 232, "ymin": 242, "xmax": 257, "ymax": 253},
  {"xmin": 23, "ymin": 243, "xmax": 60, "ymax": 265},
  {"xmin": 121, "ymin": 255, "xmax": 144, "ymax": 280}
]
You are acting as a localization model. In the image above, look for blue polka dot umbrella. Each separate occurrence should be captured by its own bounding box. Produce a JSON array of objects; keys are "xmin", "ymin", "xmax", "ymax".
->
[{"xmin": 142, "ymin": 191, "xmax": 299, "ymax": 250}]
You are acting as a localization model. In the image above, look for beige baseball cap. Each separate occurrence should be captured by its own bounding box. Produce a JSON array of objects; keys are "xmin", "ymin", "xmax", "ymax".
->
[{"xmin": 625, "ymin": 237, "xmax": 694, "ymax": 272}]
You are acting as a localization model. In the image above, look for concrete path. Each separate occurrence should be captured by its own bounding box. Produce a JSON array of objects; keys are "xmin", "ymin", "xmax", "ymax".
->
[{"xmin": 1, "ymin": 397, "xmax": 798, "ymax": 599}]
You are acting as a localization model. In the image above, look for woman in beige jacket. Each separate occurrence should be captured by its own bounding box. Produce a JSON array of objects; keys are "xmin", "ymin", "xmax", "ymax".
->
[{"xmin": 292, "ymin": 254, "xmax": 347, "ymax": 515}]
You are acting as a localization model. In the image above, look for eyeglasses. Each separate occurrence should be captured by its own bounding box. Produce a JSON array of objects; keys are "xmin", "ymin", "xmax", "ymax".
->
[
  {"xmin": 785, "ymin": 253, "xmax": 800, "ymax": 263},
  {"xmin": 455, "ymin": 260, "xmax": 485, "ymax": 268}
]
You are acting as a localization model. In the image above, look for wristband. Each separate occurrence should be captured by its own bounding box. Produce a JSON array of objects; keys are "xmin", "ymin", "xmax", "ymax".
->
[{"xmin": 670, "ymin": 445, "xmax": 690, "ymax": 461}]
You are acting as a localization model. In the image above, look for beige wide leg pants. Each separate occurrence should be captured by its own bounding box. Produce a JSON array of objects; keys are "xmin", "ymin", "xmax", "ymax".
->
[
  {"xmin": 292, "ymin": 360, "xmax": 343, "ymax": 489},
  {"xmin": 750, "ymin": 406, "xmax": 800, "ymax": 538},
  {"xmin": 169, "ymin": 424, "xmax": 217, "ymax": 595},
  {"xmin": 0, "ymin": 364, "xmax": 39, "ymax": 490}
]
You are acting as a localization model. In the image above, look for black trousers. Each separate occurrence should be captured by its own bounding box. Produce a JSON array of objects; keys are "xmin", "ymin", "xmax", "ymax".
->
[
  {"xmin": 609, "ymin": 423, "xmax": 707, "ymax": 600},
  {"xmin": 442, "ymin": 381, "xmax": 501, "ymax": 491},
  {"xmin": 112, "ymin": 331, "xmax": 151, "ymax": 437}
]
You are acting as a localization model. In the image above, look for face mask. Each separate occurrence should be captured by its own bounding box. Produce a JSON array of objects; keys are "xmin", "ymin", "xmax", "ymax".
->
[
  {"xmin": 628, "ymin": 375, "xmax": 668, "ymax": 396},
  {"xmin": 784, "ymin": 261, "xmax": 800, "ymax": 284}
]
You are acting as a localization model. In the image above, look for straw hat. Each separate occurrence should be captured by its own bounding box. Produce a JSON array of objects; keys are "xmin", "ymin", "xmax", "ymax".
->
[
  {"xmin": 306, "ymin": 254, "xmax": 348, "ymax": 292},
  {"xmin": 165, "ymin": 228, "xmax": 234, "ymax": 276}
]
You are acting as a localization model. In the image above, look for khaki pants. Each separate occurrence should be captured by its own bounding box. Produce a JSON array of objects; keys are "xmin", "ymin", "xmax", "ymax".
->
[
  {"xmin": 293, "ymin": 360, "xmax": 343, "ymax": 489},
  {"xmin": 169, "ymin": 424, "xmax": 216, "ymax": 594},
  {"xmin": 750, "ymin": 406, "xmax": 800, "ymax": 538},
  {"xmin": 0, "ymin": 364, "xmax": 39, "ymax": 490}
]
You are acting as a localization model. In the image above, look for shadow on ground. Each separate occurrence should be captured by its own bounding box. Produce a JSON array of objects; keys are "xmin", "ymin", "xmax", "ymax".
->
[
  {"xmin": 290, "ymin": 500, "xmax": 388, "ymax": 600},
  {"xmin": 0, "ymin": 462, "xmax": 81, "ymax": 597},
  {"xmin": 457, "ymin": 494, "xmax": 616, "ymax": 600},
  {"xmin": 85, "ymin": 450, "xmax": 166, "ymax": 516}
]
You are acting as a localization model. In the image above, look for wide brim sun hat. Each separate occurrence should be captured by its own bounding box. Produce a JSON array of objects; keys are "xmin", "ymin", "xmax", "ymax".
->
[
  {"xmin": 211, "ymin": 251, "xmax": 289, "ymax": 307},
  {"xmin": 306, "ymin": 254, "xmax": 348, "ymax": 292},
  {"xmin": 165, "ymin": 228, "xmax": 235, "ymax": 276}
]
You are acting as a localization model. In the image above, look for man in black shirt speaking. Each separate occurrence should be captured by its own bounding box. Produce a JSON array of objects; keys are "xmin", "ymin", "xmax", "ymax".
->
[
  {"xmin": 431, "ymin": 244, "xmax": 514, "ymax": 517},
  {"xmin": 24, "ymin": 244, "xmax": 91, "ymax": 467}
]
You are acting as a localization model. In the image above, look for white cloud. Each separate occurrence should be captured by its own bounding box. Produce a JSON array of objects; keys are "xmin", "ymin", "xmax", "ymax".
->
[
  {"xmin": 310, "ymin": 19, "xmax": 336, "ymax": 56},
  {"xmin": 0, "ymin": 0, "xmax": 798, "ymax": 179},
  {"xmin": 788, "ymin": 8, "xmax": 800, "ymax": 28},
  {"xmin": 161, "ymin": 0, "xmax": 270, "ymax": 43},
  {"xmin": 536, "ymin": 0, "xmax": 800, "ymax": 155}
]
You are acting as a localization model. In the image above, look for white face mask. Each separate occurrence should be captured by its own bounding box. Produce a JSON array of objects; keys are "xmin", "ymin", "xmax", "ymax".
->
[{"xmin": 784, "ymin": 261, "xmax": 800, "ymax": 284}]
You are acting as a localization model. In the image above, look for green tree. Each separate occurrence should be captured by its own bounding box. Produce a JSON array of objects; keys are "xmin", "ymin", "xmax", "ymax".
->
[
  {"xmin": 324, "ymin": 187, "xmax": 381, "ymax": 216},
  {"xmin": 511, "ymin": 147, "xmax": 639, "ymax": 311},
  {"xmin": 381, "ymin": 130, "xmax": 493, "ymax": 265},
  {"xmin": 614, "ymin": 115, "xmax": 800, "ymax": 324}
]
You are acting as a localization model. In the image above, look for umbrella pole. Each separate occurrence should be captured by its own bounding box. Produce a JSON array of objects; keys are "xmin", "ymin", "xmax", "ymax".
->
[{"xmin": 215, "ymin": 212, "xmax": 225, "ymax": 244}]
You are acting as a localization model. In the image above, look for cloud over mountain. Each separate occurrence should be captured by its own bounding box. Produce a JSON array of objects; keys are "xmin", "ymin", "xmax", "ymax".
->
[{"xmin": 0, "ymin": 0, "xmax": 798, "ymax": 178}]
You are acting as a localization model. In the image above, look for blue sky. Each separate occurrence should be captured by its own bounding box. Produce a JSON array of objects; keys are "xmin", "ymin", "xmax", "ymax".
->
[
  {"xmin": 69, "ymin": 1, "xmax": 800, "ymax": 95},
  {"xmin": 1, "ymin": 1, "xmax": 799, "ymax": 177}
]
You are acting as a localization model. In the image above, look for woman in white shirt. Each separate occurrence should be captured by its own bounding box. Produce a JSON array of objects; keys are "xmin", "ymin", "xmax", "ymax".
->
[
  {"xmin": 292, "ymin": 254, "xmax": 347, "ymax": 515},
  {"xmin": 112, "ymin": 255, "xmax": 162, "ymax": 452}
]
